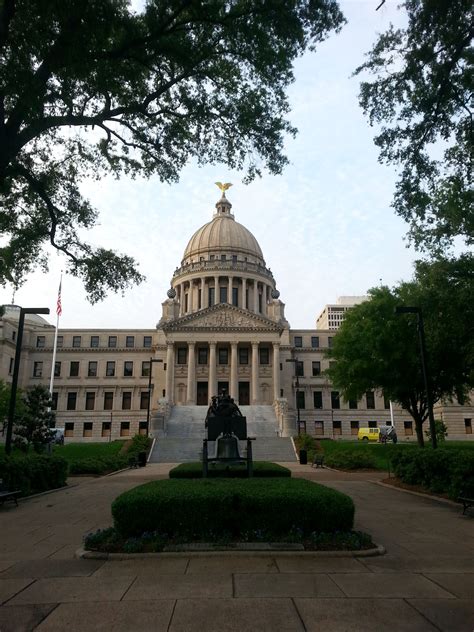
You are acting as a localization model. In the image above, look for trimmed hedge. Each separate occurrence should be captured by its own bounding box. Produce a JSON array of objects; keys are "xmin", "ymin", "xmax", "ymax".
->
[
  {"xmin": 112, "ymin": 478, "xmax": 354, "ymax": 539},
  {"xmin": 169, "ymin": 461, "xmax": 291, "ymax": 479},
  {"xmin": 67, "ymin": 435, "xmax": 152, "ymax": 475},
  {"xmin": 0, "ymin": 454, "xmax": 68, "ymax": 496},
  {"xmin": 324, "ymin": 449, "xmax": 377, "ymax": 470}
]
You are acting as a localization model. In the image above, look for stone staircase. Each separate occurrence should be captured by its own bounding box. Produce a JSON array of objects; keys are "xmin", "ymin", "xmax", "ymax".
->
[{"xmin": 149, "ymin": 405, "xmax": 296, "ymax": 463}]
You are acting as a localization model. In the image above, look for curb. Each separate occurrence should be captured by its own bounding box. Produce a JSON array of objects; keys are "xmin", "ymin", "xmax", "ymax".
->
[
  {"xmin": 76, "ymin": 544, "xmax": 385, "ymax": 560},
  {"xmin": 375, "ymin": 480, "xmax": 461, "ymax": 507}
]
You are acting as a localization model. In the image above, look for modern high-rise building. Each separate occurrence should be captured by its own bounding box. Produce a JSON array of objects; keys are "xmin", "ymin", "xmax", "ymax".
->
[{"xmin": 316, "ymin": 296, "xmax": 367, "ymax": 330}]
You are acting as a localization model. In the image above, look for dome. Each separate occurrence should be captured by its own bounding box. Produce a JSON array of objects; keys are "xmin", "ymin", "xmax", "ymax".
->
[
  {"xmin": 2, "ymin": 305, "xmax": 52, "ymax": 326},
  {"xmin": 182, "ymin": 195, "xmax": 264, "ymax": 265}
]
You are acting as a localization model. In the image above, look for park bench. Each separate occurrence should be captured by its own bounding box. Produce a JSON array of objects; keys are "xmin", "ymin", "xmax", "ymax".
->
[
  {"xmin": 311, "ymin": 454, "xmax": 324, "ymax": 468},
  {"xmin": 128, "ymin": 455, "xmax": 139, "ymax": 468},
  {"xmin": 0, "ymin": 481, "xmax": 21, "ymax": 507},
  {"xmin": 458, "ymin": 489, "xmax": 474, "ymax": 515}
]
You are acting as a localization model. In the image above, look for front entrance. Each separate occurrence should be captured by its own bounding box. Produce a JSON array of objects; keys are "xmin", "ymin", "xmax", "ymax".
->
[
  {"xmin": 196, "ymin": 382, "xmax": 208, "ymax": 406},
  {"xmin": 218, "ymin": 381, "xmax": 229, "ymax": 397},
  {"xmin": 238, "ymin": 381, "xmax": 250, "ymax": 405}
]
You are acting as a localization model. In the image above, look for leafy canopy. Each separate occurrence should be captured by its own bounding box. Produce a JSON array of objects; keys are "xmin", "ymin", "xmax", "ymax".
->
[
  {"xmin": 14, "ymin": 384, "xmax": 56, "ymax": 451},
  {"xmin": 0, "ymin": 0, "xmax": 344, "ymax": 301},
  {"xmin": 355, "ymin": 0, "xmax": 473, "ymax": 253}
]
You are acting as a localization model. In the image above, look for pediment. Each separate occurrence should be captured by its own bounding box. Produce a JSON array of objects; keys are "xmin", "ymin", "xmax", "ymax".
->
[{"xmin": 162, "ymin": 304, "xmax": 283, "ymax": 333}]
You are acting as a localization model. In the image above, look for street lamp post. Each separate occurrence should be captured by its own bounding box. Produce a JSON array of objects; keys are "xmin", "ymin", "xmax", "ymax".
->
[
  {"xmin": 146, "ymin": 358, "xmax": 163, "ymax": 437},
  {"xmin": 5, "ymin": 307, "xmax": 50, "ymax": 455},
  {"xmin": 286, "ymin": 357, "xmax": 303, "ymax": 435},
  {"xmin": 395, "ymin": 306, "xmax": 437, "ymax": 448}
]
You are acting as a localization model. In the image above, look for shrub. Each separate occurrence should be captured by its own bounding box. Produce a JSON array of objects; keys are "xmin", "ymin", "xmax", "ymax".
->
[
  {"xmin": 127, "ymin": 434, "xmax": 152, "ymax": 457},
  {"xmin": 0, "ymin": 454, "xmax": 68, "ymax": 496},
  {"xmin": 169, "ymin": 461, "xmax": 291, "ymax": 479},
  {"xmin": 324, "ymin": 449, "xmax": 377, "ymax": 470},
  {"xmin": 68, "ymin": 455, "xmax": 128, "ymax": 475},
  {"xmin": 112, "ymin": 478, "xmax": 354, "ymax": 539}
]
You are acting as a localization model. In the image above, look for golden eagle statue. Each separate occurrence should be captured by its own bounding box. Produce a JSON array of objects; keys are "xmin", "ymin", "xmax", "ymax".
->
[{"xmin": 215, "ymin": 182, "xmax": 233, "ymax": 196}]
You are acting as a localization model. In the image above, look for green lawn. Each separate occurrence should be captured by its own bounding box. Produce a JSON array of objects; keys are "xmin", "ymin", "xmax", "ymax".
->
[{"xmin": 53, "ymin": 441, "xmax": 126, "ymax": 463}]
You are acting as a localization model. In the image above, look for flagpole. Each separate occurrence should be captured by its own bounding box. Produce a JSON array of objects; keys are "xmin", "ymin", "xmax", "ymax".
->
[{"xmin": 49, "ymin": 273, "xmax": 63, "ymax": 396}]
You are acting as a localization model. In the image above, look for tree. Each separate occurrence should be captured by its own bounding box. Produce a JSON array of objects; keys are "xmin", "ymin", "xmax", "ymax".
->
[
  {"xmin": 355, "ymin": 0, "xmax": 473, "ymax": 253},
  {"xmin": 14, "ymin": 385, "xmax": 55, "ymax": 451},
  {"xmin": 326, "ymin": 255, "xmax": 474, "ymax": 445},
  {"xmin": 0, "ymin": 0, "xmax": 344, "ymax": 302},
  {"xmin": 0, "ymin": 379, "xmax": 24, "ymax": 435}
]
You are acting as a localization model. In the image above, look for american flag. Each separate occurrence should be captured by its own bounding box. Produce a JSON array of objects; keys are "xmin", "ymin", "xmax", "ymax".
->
[{"xmin": 56, "ymin": 281, "xmax": 62, "ymax": 316}]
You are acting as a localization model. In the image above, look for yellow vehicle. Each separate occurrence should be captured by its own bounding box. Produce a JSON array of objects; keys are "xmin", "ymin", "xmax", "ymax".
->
[{"xmin": 357, "ymin": 428, "xmax": 380, "ymax": 442}]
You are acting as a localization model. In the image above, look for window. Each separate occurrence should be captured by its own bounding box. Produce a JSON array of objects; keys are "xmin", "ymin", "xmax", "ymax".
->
[
  {"xmin": 108, "ymin": 336, "xmax": 117, "ymax": 348},
  {"xmin": 232, "ymin": 287, "xmax": 238, "ymax": 307},
  {"xmin": 57, "ymin": 335, "xmax": 63, "ymax": 348},
  {"xmin": 126, "ymin": 336, "xmax": 135, "ymax": 348},
  {"xmin": 314, "ymin": 421, "xmax": 324, "ymax": 435},
  {"xmin": 124, "ymin": 361, "xmax": 133, "ymax": 377},
  {"xmin": 209, "ymin": 254, "xmax": 215, "ymax": 261},
  {"xmin": 120, "ymin": 421, "xmax": 130, "ymax": 437},
  {"xmin": 239, "ymin": 347, "xmax": 249, "ymax": 365},
  {"xmin": 143, "ymin": 335, "xmax": 152, "ymax": 348},
  {"xmin": 54, "ymin": 361, "xmax": 61, "ymax": 378},
  {"xmin": 139, "ymin": 421, "xmax": 147, "ymax": 436},
  {"xmin": 232, "ymin": 254, "xmax": 238, "ymax": 264},
  {"xmin": 366, "ymin": 391, "xmax": 375, "ymax": 409},
  {"xmin": 465, "ymin": 419, "xmax": 472, "ymax": 434},
  {"xmin": 221, "ymin": 254, "xmax": 226, "ymax": 261},
  {"xmin": 404, "ymin": 421, "xmax": 413, "ymax": 435},
  {"xmin": 198, "ymin": 348, "xmax": 208, "ymax": 365},
  {"xmin": 313, "ymin": 391, "xmax": 323, "ymax": 409},
  {"xmin": 83, "ymin": 422, "xmax": 93, "ymax": 438},
  {"xmin": 312, "ymin": 361, "xmax": 321, "ymax": 376},
  {"xmin": 65, "ymin": 422, "xmax": 74, "ymax": 437},
  {"xmin": 294, "ymin": 336, "xmax": 302, "ymax": 348},
  {"xmin": 72, "ymin": 336, "xmax": 81, "ymax": 348},
  {"xmin": 67, "ymin": 392, "xmax": 77, "ymax": 410},
  {"xmin": 12, "ymin": 330, "xmax": 16, "ymax": 341},
  {"xmin": 219, "ymin": 286, "xmax": 227, "ymax": 303},
  {"xmin": 106, "ymin": 361, "xmax": 115, "ymax": 377},
  {"xmin": 328, "ymin": 337, "xmax": 333, "ymax": 348},
  {"xmin": 198, "ymin": 289, "xmax": 202, "ymax": 309},
  {"xmin": 9, "ymin": 357, "xmax": 14, "ymax": 374},
  {"xmin": 90, "ymin": 335, "xmax": 99, "ymax": 348},
  {"xmin": 331, "ymin": 391, "xmax": 340, "ymax": 409},
  {"xmin": 333, "ymin": 420, "xmax": 342, "ymax": 435},
  {"xmin": 36, "ymin": 336, "xmax": 45, "ymax": 348},
  {"xmin": 258, "ymin": 293, "xmax": 262, "ymax": 313},
  {"xmin": 219, "ymin": 348, "xmax": 228, "ymax": 365},
  {"xmin": 349, "ymin": 399, "xmax": 358, "ymax": 410},
  {"xmin": 259, "ymin": 347, "xmax": 269, "ymax": 365},
  {"xmin": 141, "ymin": 361, "xmax": 151, "ymax": 377},
  {"xmin": 33, "ymin": 361, "xmax": 43, "ymax": 377},
  {"xmin": 88, "ymin": 361, "xmax": 97, "ymax": 377},
  {"xmin": 122, "ymin": 392, "xmax": 132, "ymax": 410},
  {"xmin": 104, "ymin": 392, "xmax": 113, "ymax": 410},
  {"xmin": 296, "ymin": 391, "xmax": 305, "ymax": 409},
  {"xmin": 295, "ymin": 360, "xmax": 304, "ymax": 376},
  {"xmin": 102, "ymin": 422, "xmax": 111, "ymax": 437},
  {"xmin": 51, "ymin": 392, "xmax": 58, "ymax": 410},
  {"xmin": 85, "ymin": 392, "xmax": 95, "ymax": 411},
  {"xmin": 177, "ymin": 348, "xmax": 187, "ymax": 365},
  {"xmin": 208, "ymin": 287, "xmax": 215, "ymax": 306},
  {"xmin": 69, "ymin": 361, "xmax": 79, "ymax": 377},
  {"xmin": 311, "ymin": 336, "xmax": 319, "ymax": 348},
  {"xmin": 140, "ymin": 392, "xmax": 149, "ymax": 410},
  {"xmin": 368, "ymin": 420, "xmax": 378, "ymax": 428},
  {"xmin": 350, "ymin": 420, "xmax": 359, "ymax": 435}
]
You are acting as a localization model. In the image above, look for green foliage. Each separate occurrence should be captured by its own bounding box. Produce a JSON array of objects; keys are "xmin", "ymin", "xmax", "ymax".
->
[
  {"xmin": 324, "ymin": 449, "xmax": 377, "ymax": 470},
  {"xmin": 112, "ymin": 478, "xmax": 354, "ymax": 539},
  {"xmin": 53, "ymin": 441, "xmax": 124, "ymax": 460},
  {"xmin": 425, "ymin": 420, "xmax": 448, "ymax": 443},
  {"xmin": 169, "ymin": 461, "xmax": 291, "ymax": 479},
  {"xmin": 14, "ymin": 385, "xmax": 55, "ymax": 451},
  {"xmin": 0, "ymin": 453, "xmax": 68, "ymax": 496},
  {"xmin": 68, "ymin": 455, "xmax": 128, "ymax": 476},
  {"xmin": 0, "ymin": 0, "xmax": 344, "ymax": 299},
  {"xmin": 355, "ymin": 0, "xmax": 473, "ymax": 253},
  {"xmin": 127, "ymin": 434, "xmax": 152, "ymax": 457},
  {"xmin": 62, "ymin": 436, "xmax": 150, "ymax": 475}
]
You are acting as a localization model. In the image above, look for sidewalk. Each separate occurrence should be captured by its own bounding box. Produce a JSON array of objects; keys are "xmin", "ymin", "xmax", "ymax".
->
[{"xmin": 0, "ymin": 464, "xmax": 473, "ymax": 631}]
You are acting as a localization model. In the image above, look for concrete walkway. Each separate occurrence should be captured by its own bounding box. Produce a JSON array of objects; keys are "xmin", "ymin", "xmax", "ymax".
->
[{"xmin": 0, "ymin": 464, "xmax": 473, "ymax": 631}]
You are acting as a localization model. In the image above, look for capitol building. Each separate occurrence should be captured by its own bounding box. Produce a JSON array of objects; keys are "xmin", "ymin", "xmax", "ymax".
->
[{"xmin": 1, "ymin": 190, "xmax": 472, "ymax": 445}]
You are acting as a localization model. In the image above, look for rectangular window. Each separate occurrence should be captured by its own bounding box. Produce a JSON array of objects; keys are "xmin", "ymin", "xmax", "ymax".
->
[
  {"xmin": 104, "ymin": 392, "xmax": 113, "ymax": 410},
  {"xmin": 177, "ymin": 348, "xmax": 187, "ymax": 365},
  {"xmin": 221, "ymin": 254, "xmax": 226, "ymax": 261},
  {"xmin": 313, "ymin": 391, "xmax": 323, "ymax": 409},
  {"xmin": 108, "ymin": 336, "xmax": 117, "ymax": 348},
  {"xmin": 465, "ymin": 418, "xmax": 472, "ymax": 434},
  {"xmin": 259, "ymin": 348, "xmax": 269, "ymax": 365},
  {"xmin": 126, "ymin": 335, "xmax": 134, "ymax": 348},
  {"xmin": 311, "ymin": 336, "xmax": 319, "ymax": 348},
  {"xmin": 122, "ymin": 392, "xmax": 132, "ymax": 410},
  {"xmin": 88, "ymin": 361, "xmax": 97, "ymax": 377},
  {"xmin": 349, "ymin": 399, "xmax": 358, "ymax": 410},
  {"xmin": 139, "ymin": 421, "xmax": 147, "ymax": 436},
  {"xmin": 219, "ymin": 348, "xmax": 228, "ymax": 365},
  {"xmin": 404, "ymin": 421, "xmax": 413, "ymax": 435},
  {"xmin": 140, "ymin": 392, "xmax": 149, "ymax": 410},
  {"xmin": 101, "ymin": 422, "xmax": 111, "ymax": 437},
  {"xmin": 328, "ymin": 337, "xmax": 333, "ymax": 348},
  {"xmin": 57, "ymin": 335, "xmax": 63, "ymax": 348},
  {"xmin": 141, "ymin": 361, "xmax": 151, "ymax": 377},
  {"xmin": 294, "ymin": 336, "xmax": 302, "ymax": 348},
  {"xmin": 54, "ymin": 361, "xmax": 61, "ymax": 378},
  {"xmin": 258, "ymin": 293, "xmax": 262, "ymax": 313},
  {"xmin": 312, "ymin": 361, "xmax": 321, "ymax": 376},
  {"xmin": 209, "ymin": 254, "xmax": 215, "ymax": 261},
  {"xmin": 85, "ymin": 392, "xmax": 95, "ymax": 411},
  {"xmin": 331, "ymin": 391, "xmax": 340, "ymax": 409},
  {"xmin": 296, "ymin": 391, "xmax": 305, "ymax": 409},
  {"xmin": 106, "ymin": 361, "xmax": 115, "ymax": 377},
  {"xmin": 124, "ymin": 361, "xmax": 133, "ymax": 377},
  {"xmin": 350, "ymin": 420, "xmax": 359, "ymax": 435},
  {"xmin": 232, "ymin": 287, "xmax": 238, "ymax": 307},
  {"xmin": 90, "ymin": 335, "xmax": 99, "ymax": 348},
  {"xmin": 184, "ymin": 293, "xmax": 189, "ymax": 312},
  {"xmin": 83, "ymin": 422, "xmax": 93, "ymax": 438},
  {"xmin": 198, "ymin": 289, "xmax": 202, "ymax": 309},
  {"xmin": 366, "ymin": 391, "xmax": 375, "ymax": 409},
  {"xmin": 33, "ymin": 361, "xmax": 43, "ymax": 377},
  {"xmin": 239, "ymin": 347, "xmax": 249, "ymax": 365},
  {"xmin": 143, "ymin": 335, "xmax": 152, "ymax": 348},
  {"xmin": 219, "ymin": 286, "xmax": 227, "ymax": 303},
  {"xmin": 208, "ymin": 287, "xmax": 215, "ymax": 306},
  {"xmin": 8, "ymin": 357, "xmax": 14, "ymax": 374},
  {"xmin": 67, "ymin": 392, "xmax": 77, "ymax": 410},
  {"xmin": 120, "ymin": 421, "xmax": 130, "ymax": 437},
  {"xmin": 51, "ymin": 392, "xmax": 58, "ymax": 411},
  {"xmin": 72, "ymin": 336, "xmax": 81, "ymax": 348},
  {"xmin": 232, "ymin": 254, "xmax": 237, "ymax": 263},
  {"xmin": 295, "ymin": 360, "xmax": 304, "ymax": 376},
  {"xmin": 368, "ymin": 420, "xmax": 378, "ymax": 428},
  {"xmin": 36, "ymin": 336, "xmax": 45, "ymax": 348},
  {"xmin": 333, "ymin": 420, "xmax": 342, "ymax": 435},
  {"xmin": 198, "ymin": 348, "xmax": 208, "ymax": 365},
  {"xmin": 314, "ymin": 421, "xmax": 324, "ymax": 435},
  {"xmin": 65, "ymin": 422, "xmax": 74, "ymax": 437},
  {"xmin": 69, "ymin": 361, "xmax": 79, "ymax": 377}
]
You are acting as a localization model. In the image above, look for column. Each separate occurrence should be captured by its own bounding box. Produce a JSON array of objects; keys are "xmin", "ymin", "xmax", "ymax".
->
[
  {"xmin": 201, "ymin": 277, "xmax": 206, "ymax": 309},
  {"xmin": 209, "ymin": 342, "xmax": 217, "ymax": 398},
  {"xmin": 230, "ymin": 342, "xmax": 238, "ymax": 400},
  {"xmin": 193, "ymin": 281, "xmax": 199, "ymax": 312},
  {"xmin": 228, "ymin": 276, "xmax": 233, "ymax": 305},
  {"xmin": 186, "ymin": 342, "xmax": 196, "ymax": 404},
  {"xmin": 253, "ymin": 281, "xmax": 258, "ymax": 314},
  {"xmin": 166, "ymin": 342, "xmax": 174, "ymax": 404},
  {"xmin": 214, "ymin": 275, "xmax": 219, "ymax": 305},
  {"xmin": 251, "ymin": 341, "xmax": 259, "ymax": 404},
  {"xmin": 242, "ymin": 278, "xmax": 247, "ymax": 310},
  {"xmin": 273, "ymin": 342, "xmax": 280, "ymax": 402}
]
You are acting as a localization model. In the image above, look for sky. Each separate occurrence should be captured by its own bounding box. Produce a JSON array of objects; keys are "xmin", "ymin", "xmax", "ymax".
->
[{"xmin": 5, "ymin": 1, "xmax": 419, "ymax": 331}]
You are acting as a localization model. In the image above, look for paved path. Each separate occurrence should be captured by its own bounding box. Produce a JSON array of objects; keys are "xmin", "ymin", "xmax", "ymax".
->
[{"xmin": 0, "ymin": 464, "xmax": 473, "ymax": 631}]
